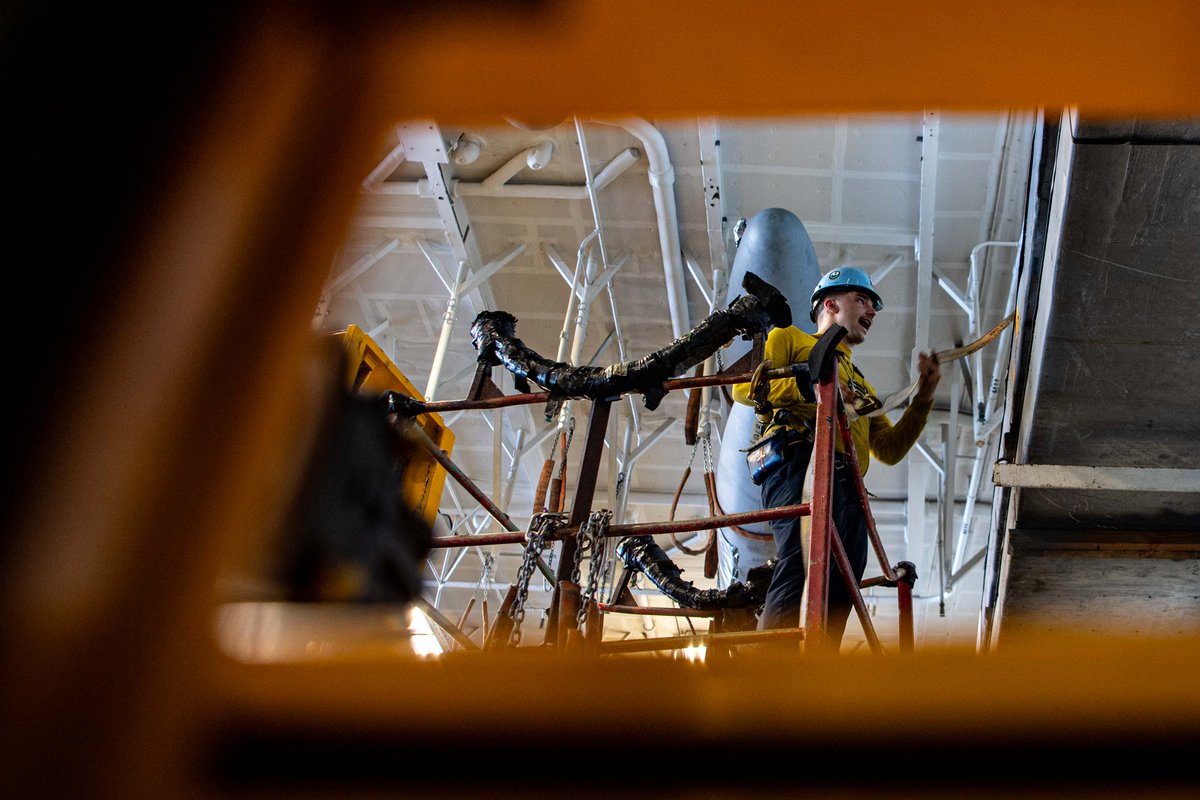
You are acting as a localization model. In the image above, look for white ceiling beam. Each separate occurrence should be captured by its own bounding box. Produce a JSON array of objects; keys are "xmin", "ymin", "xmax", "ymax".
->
[
  {"xmin": 869, "ymin": 255, "xmax": 906, "ymax": 286},
  {"xmin": 684, "ymin": 254, "xmax": 713, "ymax": 309},
  {"xmin": 458, "ymin": 243, "xmax": 526, "ymax": 297},
  {"xmin": 697, "ymin": 118, "xmax": 729, "ymax": 300},
  {"xmin": 326, "ymin": 237, "xmax": 401, "ymax": 293},
  {"xmin": 367, "ymin": 147, "xmax": 641, "ymax": 201},
  {"xmin": 803, "ymin": 222, "xmax": 917, "ymax": 247},
  {"xmin": 353, "ymin": 214, "xmax": 446, "ymax": 230}
]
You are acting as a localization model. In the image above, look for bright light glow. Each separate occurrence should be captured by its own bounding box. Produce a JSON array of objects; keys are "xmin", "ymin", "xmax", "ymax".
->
[
  {"xmin": 408, "ymin": 606, "xmax": 444, "ymax": 657},
  {"xmin": 680, "ymin": 644, "xmax": 706, "ymax": 662}
]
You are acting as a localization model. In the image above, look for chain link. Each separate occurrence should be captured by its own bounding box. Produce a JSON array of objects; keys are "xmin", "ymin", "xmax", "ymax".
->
[
  {"xmin": 556, "ymin": 415, "xmax": 576, "ymax": 480},
  {"xmin": 478, "ymin": 552, "xmax": 495, "ymax": 592},
  {"xmin": 570, "ymin": 515, "xmax": 587, "ymax": 588},
  {"xmin": 576, "ymin": 509, "xmax": 613, "ymax": 630},
  {"xmin": 507, "ymin": 512, "xmax": 565, "ymax": 646}
]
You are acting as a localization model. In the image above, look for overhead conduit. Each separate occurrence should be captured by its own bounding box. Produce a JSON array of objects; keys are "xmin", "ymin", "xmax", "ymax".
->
[{"xmin": 595, "ymin": 118, "xmax": 692, "ymax": 342}]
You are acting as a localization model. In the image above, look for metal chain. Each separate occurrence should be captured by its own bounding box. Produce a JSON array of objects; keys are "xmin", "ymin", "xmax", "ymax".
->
[
  {"xmin": 478, "ymin": 552, "xmax": 495, "ymax": 592},
  {"xmin": 556, "ymin": 415, "xmax": 576, "ymax": 479},
  {"xmin": 570, "ymin": 513, "xmax": 588, "ymax": 587},
  {"xmin": 577, "ymin": 509, "xmax": 613, "ymax": 630},
  {"xmin": 508, "ymin": 512, "xmax": 565, "ymax": 646}
]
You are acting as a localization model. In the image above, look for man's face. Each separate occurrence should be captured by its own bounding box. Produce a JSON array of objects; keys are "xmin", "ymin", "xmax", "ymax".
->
[{"xmin": 825, "ymin": 290, "xmax": 878, "ymax": 345}]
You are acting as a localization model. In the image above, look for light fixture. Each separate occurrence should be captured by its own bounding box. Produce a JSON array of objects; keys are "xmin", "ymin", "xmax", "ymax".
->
[
  {"xmin": 526, "ymin": 139, "xmax": 554, "ymax": 170},
  {"xmin": 450, "ymin": 133, "xmax": 483, "ymax": 165}
]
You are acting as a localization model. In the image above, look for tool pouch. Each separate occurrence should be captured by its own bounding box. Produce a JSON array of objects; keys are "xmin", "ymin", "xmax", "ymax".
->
[{"xmin": 745, "ymin": 427, "xmax": 806, "ymax": 486}]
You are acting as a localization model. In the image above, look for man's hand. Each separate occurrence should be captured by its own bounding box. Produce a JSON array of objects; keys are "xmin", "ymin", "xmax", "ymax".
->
[{"xmin": 914, "ymin": 351, "xmax": 941, "ymax": 403}]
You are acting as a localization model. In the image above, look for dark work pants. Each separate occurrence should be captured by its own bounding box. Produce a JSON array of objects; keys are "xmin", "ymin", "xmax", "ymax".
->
[{"xmin": 757, "ymin": 440, "xmax": 870, "ymax": 649}]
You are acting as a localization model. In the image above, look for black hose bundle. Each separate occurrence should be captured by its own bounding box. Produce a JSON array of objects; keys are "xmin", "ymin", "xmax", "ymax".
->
[
  {"xmin": 470, "ymin": 271, "xmax": 791, "ymax": 411},
  {"xmin": 615, "ymin": 534, "xmax": 771, "ymax": 611}
]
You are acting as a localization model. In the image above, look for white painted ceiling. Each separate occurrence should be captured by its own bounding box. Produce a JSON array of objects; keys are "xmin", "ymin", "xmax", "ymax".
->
[{"xmin": 316, "ymin": 111, "xmax": 1037, "ymax": 653}]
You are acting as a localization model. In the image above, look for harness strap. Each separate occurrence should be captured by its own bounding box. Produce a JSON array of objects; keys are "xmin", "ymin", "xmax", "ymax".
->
[{"xmin": 847, "ymin": 311, "xmax": 1016, "ymax": 421}]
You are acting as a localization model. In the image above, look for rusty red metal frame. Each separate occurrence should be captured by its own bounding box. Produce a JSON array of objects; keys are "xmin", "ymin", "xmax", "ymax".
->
[
  {"xmin": 427, "ymin": 503, "xmax": 812, "ymax": 548},
  {"xmin": 804, "ymin": 357, "xmax": 838, "ymax": 652},
  {"xmin": 408, "ymin": 351, "xmax": 913, "ymax": 656}
]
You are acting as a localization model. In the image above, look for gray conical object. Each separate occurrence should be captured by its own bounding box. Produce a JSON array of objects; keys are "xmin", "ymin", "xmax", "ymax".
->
[{"xmin": 714, "ymin": 208, "xmax": 821, "ymax": 585}]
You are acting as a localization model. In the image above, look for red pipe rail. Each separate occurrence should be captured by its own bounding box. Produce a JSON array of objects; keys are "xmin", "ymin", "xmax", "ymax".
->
[{"xmin": 427, "ymin": 503, "xmax": 812, "ymax": 548}]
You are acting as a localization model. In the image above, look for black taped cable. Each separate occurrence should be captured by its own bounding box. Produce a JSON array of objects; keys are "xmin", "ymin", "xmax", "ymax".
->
[
  {"xmin": 470, "ymin": 271, "xmax": 791, "ymax": 411},
  {"xmin": 615, "ymin": 535, "xmax": 771, "ymax": 610}
]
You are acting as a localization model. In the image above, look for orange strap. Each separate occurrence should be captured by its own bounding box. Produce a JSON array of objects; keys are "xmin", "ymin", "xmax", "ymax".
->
[
  {"xmin": 703, "ymin": 471, "xmax": 719, "ymax": 578},
  {"xmin": 667, "ymin": 465, "xmax": 709, "ymax": 556},
  {"xmin": 684, "ymin": 365, "xmax": 703, "ymax": 445},
  {"xmin": 533, "ymin": 458, "xmax": 554, "ymax": 513}
]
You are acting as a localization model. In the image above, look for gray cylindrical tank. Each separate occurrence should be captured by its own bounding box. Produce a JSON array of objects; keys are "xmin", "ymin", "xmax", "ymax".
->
[{"xmin": 714, "ymin": 208, "xmax": 821, "ymax": 585}]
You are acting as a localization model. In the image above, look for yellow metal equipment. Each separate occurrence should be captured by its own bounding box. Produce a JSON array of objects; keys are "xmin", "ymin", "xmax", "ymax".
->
[{"xmin": 333, "ymin": 324, "xmax": 454, "ymax": 529}]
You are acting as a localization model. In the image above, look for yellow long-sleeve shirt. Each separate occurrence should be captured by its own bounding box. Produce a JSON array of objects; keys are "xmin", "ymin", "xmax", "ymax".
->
[{"xmin": 731, "ymin": 325, "xmax": 932, "ymax": 476}]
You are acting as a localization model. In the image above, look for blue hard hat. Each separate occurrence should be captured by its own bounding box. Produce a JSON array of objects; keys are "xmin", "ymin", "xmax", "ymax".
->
[{"xmin": 809, "ymin": 266, "xmax": 884, "ymax": 322}]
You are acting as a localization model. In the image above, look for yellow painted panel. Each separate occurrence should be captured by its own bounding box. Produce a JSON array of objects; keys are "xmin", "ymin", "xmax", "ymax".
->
[{"xmin": 333, "ymin": 325, "xmax": 454, "ymax": 528}]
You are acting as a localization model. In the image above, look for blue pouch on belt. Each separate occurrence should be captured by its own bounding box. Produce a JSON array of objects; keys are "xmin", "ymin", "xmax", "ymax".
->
[{"xmin": 745, "ymin": 427, "xmax": 807, "ymax": 486}]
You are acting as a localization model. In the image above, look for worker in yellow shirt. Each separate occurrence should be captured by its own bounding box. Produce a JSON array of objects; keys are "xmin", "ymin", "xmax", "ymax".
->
[{"xmin": 732, "ymin": 266, "xmax": 941, "ymax": 650}]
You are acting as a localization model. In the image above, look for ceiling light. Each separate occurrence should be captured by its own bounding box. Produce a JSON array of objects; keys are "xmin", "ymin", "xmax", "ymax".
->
[
  {"xmin": 526, "ymin": 140, "xmax": 554, "ymax": 170},
  {"xmin": 450, "ymin": 134, "xmax": 483, "ymax": 165}
]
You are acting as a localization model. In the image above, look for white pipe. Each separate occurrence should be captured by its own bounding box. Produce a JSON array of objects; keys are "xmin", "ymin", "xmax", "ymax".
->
[
  {"xmin": 481, "ymin": 145, "xmax": 544, "ymax": 190},
  {"xmin": 968, "ymin": 240, "xmax": 1020, "ymax": 433},
  {"xmin": 941, "ymin": 377, "xmax": 961, "ymax": 590},
  {"xmin": 591, "ymin": 147, "xmax": 641, "ymax": 192},
  {"xmin": 361, "ymin": 138, "xmax": 407, "ymax": 192},
  {"xmin": 605, "ymin": 275, "xmax": 641, "ymax": 438},
  {"xmin": 952, "ymin": 438, "xmax": 990, "ymax": 572},
  {"xmin": 551, "ymin": 235, "xmax": 603, "ymax": 486},
  {"xmin": 981, "ymin": 241, "xmax": 1024, "ymax": 433},
  {"xmin": 555, "ymin": 232, "xmax": 597, "ymax": 363},
  {"xmin": 951, "ymin": 239, "xmax": 1022, "ymax": 571},
  {"xmin": 951, "ymin": 240, "xmax": 1023, "ymax": 568},
  {"xmin": 569, "ymin": 246, "xmax": 600, "ymax": 366},
  {"xmin": 425, "ymin": 259, "xmax": 469, "ymax": 401},
  {"xmin": 369, "ymin": 178, "xmax": 423, "ymax": 196},
  {"xmin": 615, "ymin": 419, "xmax": 635, "ymax": 523},
  {"xmin": 575, "ymin": 117, "xmax": 611, "ymax": 271},
  {"xmin": 596, "ymin": 117, "xmax": 691, "ymax": 341}
]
